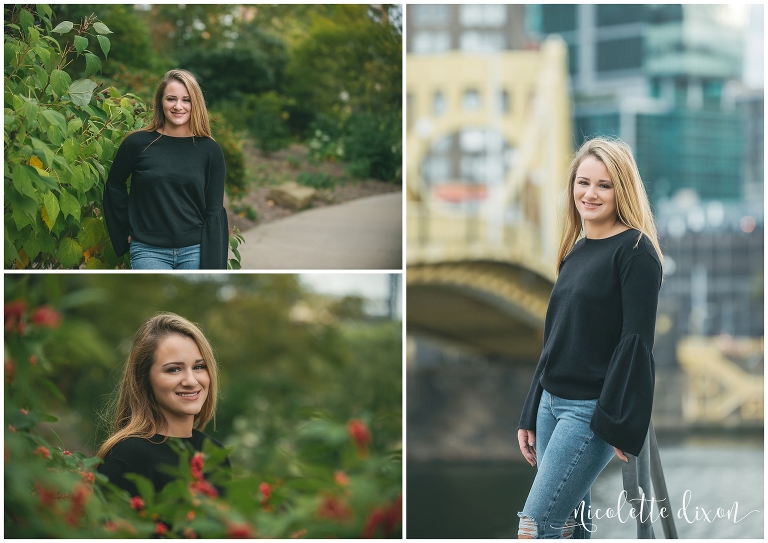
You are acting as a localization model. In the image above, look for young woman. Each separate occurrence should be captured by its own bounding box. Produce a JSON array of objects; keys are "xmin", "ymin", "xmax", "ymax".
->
[
  {"xmin": 517, "ymin": 138, "xmax": 663, "ymax": 538},
  {"xmin": 97, "ymin": 313, "xmax": 229, "ymax": 497},
  {"xmin": 103, "ymin": 69, "xmax": 228, "ymax": 270}
]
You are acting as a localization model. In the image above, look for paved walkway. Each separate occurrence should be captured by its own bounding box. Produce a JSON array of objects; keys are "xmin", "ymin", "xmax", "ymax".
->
[{"xmin": 238, "ymin": 192, "xmax": 402, "ymax": 270}]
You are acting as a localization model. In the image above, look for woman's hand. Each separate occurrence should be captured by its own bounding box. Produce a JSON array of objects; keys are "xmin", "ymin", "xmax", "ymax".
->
[
  {"xmin": 518, "ymin": 429, "xmax": 537, "ymax": 466},
  {"xmin": 128, "ymin": 235, "xmax": 132, "ymax": 243},
  {"xmin": 613, "ymin": 447, "xmax": 628, "ymax": 462}
]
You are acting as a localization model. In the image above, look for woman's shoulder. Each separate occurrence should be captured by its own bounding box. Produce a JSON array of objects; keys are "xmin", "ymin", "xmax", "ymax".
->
[{"xmin": 616, "ymin": 229, "xmax": 662, "ymax": 277}]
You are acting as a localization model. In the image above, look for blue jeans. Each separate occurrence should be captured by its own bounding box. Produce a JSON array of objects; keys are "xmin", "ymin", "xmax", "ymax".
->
[
  {"xmin": 129, "ymin": 240, "xmax": 201, "ymax": 270},
  {"xmin": 518, "ymin": 389, "xmax": 615, "ymax": 539}
]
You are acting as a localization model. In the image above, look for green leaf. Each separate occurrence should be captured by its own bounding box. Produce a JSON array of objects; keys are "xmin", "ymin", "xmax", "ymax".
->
[
  {"xmin": 5, "ymin": 227, "xmax": 20, "ymax": 267},
  {"xmin": 84, "ymin": 53, "xmax": 101, "ymax": 78},
  {"xmin": 67, "ymin": 79, "xmax": 97, "ymax": 107},
  {"xmin": 50, "ymin": 69, "xmax": 72, "ymax": 97},
  {"xmin": 47, "ymin": 124, "xmax": 63, "ymax": 146},
  {"xmin": 30, "ymin": 137, "xmax": 55, "ymax": 168},
  {"xmin": 7, "ymin": 186, "xmax": 39, "ymax": 224},
  {"xmin": 100, "ymin": 136, "xmax": 115, "ymax": 161},
  {"xmin": 38, "ymin": 4, "xmax": 54, "ymax": 19},
  {"xmin": 33, "ymin": 64, "xmax": 48, "ymax": 88},
  {"xmin": 96, "ymin": 35, "xmax": 110, "ymax": 59},
  {"xmin": 41, "ymin": 109, "xmax": 67, "ymax": 134},
  {"xmin": 19, "ymin": 9, "xmax": 35, "ymax": 36},
  {"xmin": 21, "ymin": 227, "xmax": 54, "ymax": 261},
  {"xmin": 124, "ymin": 474, "xmax": 155, "ymax": 503},
  {"xmin": 11, "ymin": 164, "xmax": 38, "ymax": 200},
  {"xmin": 51, "ymin": 21, "xmax": 74, "ymax": 34},
  {"xmin": 92, "ymin": 22, "xmax": 113, "ymax": 35},
  {"xmin": 92, "ymin": 159, "xmax": 105, "ymax": 181},
  {"xmin": 59, "ymin": 188, "xmax": 81, "ymax": 221},
  {"xmin": 62, "ymin": 137, "xmax": 79, "ymax": 164},
  {"xmin": 42, "ymin": 378, "xmax": 66, "ymax": 402},
  {"xmin": 22, "ymin": 98, "xmax": 40, "ymax": 126},
  {"xmin": 85, "ymin": 257, "xmax": 103, "ymax": 269},
  {"xmin": 56, "ymin": 237, "xmax": 82, "ymax": 268},
  {"xmin": 42, "ymin": 190, "xmax": 60, "ymax": 229},
  {"xmin": 73, "ymin": 35, "xmax": 88, "ymax": 56},
  {"xmin": 66, "ymin": 164, "xmax": 86, "ymax": 191},
  {"xmin": 76, "ymin": 217, "xmax": 104, "ymax": 250},
  {"xmin": 33, "ymin": 45, "xmax": 51, "ymax": 65},
  {"xmin": 67, "ymin": 116, "xmax": 83, "ymax": 135}
]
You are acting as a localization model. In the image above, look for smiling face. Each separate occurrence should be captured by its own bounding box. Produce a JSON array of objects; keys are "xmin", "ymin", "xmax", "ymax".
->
[
  {"xmin": 149, "ymin": 333, "xmax": 209, "ymax": 436},
  {"xmin": 161, "ymin": 79, "xmax": 192, "ymax": 134},
  {"xmin": 573, "ymin": 154, "xmax": 618, "ymax": 228}
]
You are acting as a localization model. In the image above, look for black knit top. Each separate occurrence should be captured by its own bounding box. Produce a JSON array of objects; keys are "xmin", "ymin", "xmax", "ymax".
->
[
  {"xmin": 97, "ymin": 430, "xmax": 230, "ymax": 497},
  {"xmin": 518, "ymin": 228, "xmax": 662, "ymax": 456},
  {"xmin": 103, "ymin": 130, "xmax": 228, "ymax": 269}
]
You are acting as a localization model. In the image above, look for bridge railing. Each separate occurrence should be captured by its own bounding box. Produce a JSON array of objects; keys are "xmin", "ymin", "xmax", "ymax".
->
[{"xmin": 621, "ymin": 421, "xmax": 678, "ymax": 538}]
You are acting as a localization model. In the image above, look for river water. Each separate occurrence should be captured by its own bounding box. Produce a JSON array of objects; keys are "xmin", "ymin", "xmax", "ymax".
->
[{"xmin": 406, "ymin": 434, "xmax": 763, "ymax": 538}]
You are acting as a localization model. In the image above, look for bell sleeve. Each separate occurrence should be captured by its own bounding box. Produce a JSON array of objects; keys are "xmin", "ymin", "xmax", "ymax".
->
[
  {"xmin": 199, "ymin": 145, "xmax": 228, "ymax": 270},
  {"xmin": 589, "ymin": 250, "xmax": 662, "ymax": 457},
  {"xmin": 518, "ymin": 357, "xmax": 546, "ymax": 431},
  {"xmin": 103, "ymin": 136, "xmax": 137, "ymax": 258}
]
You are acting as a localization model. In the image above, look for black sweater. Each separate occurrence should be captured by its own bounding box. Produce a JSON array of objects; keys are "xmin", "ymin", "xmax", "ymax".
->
[
  {"xmin": 97, "ymin": 430, "xmax": 230, "ymax": 497},
  {"xmin": 518, "ymin": 228, "xmax": 662, "ymax": 457},
  {"xmin": 103, "ymin": 130, "xmax": 228, "ymax": 269}
]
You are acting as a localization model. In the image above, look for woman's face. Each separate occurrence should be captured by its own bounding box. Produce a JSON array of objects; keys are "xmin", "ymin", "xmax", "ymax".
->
[
  {"xmin": 161, "ymin": 80, "xmax": 192, "ymax": 130},
  {"xmin": 149, "ymin": 333, "xmax": 209, "ymax": 426},
  {"xmin": 573, "ymin": 155, "xmax": 618, "ymax": 225}
]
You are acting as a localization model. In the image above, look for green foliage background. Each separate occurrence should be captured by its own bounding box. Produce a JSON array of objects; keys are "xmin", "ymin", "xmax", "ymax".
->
[{"xmin": 5, "ymin": 273, "xmax": 402, "ymax": 537}]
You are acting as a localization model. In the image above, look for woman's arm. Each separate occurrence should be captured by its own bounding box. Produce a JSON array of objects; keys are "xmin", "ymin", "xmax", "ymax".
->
[
  {"xmin": 103, "ymin": 137, "xmax": 137, "ymax": 258},
  {"xmin": 200, "ymin": 144, "xmax": 228, "ymax": 269},
  {"xmin": 590, "ymin": 249, "xmax": 662, "ymax": 457}
]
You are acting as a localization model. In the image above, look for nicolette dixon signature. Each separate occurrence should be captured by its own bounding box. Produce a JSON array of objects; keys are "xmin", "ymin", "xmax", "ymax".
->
[{"xmin": 569, "ymin": 490, "xmax": 760, "ymax": 533}]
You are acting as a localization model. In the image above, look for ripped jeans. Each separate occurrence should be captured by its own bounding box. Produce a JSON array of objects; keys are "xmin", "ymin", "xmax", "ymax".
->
[{"xmin": 518, "ymin": 389, "xmax": 615, "ymax": 538}]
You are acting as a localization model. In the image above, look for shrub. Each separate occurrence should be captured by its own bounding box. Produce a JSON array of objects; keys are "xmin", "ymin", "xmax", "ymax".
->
[
  {"xmin": 243, "ymin": 91, "xmax": 292, "ymax": 156},
  {"xmin": 209, "ymin": 114, "xmax": 247, "ymax": 201},
  {"xmin": 344, "ymin": 112, "xmax": 401, "ymax": 183},
  {"xmin": 4, "ymin": 5, "xmax": 244, "ymax": 269},
  {"xmin": 4, "ymin": 5, "xmax": 147, "ymax": 269}
]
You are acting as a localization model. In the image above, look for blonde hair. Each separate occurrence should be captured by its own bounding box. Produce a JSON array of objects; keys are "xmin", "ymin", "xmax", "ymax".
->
[
  {"xmin": 97, "ymin": 313, "xmax": 220, "ymax": 459},
  {"xmin": 557, "ymin": 137, "xmax": 664, "ymax": 274},
  {"xmin": 144, "ymin": 69, "xmax": 213, "ymax": 138}
]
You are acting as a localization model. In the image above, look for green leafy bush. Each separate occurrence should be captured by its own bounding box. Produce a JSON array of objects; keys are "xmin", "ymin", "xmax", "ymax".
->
[
  {"xmin": 210, "ymin": 114, "xmax": 247, "ymax": 200},
  {"xmin": 4, "ymin": 5, "xmax": 147, "ymax": 269},
  {"xmin": 344, "ymin": 112, "xmax": 401, "ymax": 183},
  {"xmin": 4, "ymin": 5, "xmax": 244, "ymax": 269}
]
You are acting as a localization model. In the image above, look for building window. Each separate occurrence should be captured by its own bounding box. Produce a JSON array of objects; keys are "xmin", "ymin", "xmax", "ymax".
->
[
  {"xmin": 597, "ymin": 4, "xmax": 650, "ymax": 26},
  {"xmin": 459, "ymin": 31, "xmax": 505, "ymax": 53},
  {"xmin": 411, "ymin": 5, "xmax": 450, "ymax": 27},
  {"xmin": 432, "ymin": 91, "xmax": 446, "ymax": 116},
  {"xmin": 459, "ymin": 4, "xmax": 507, "ymax": 27},
  {"xmin": 541, "ymin": 4, "xmax": 576, "ymax": 33},
  {"xmin": 412, "ymin": 31, "xmax": 451, "ymax": 54},
  {"xmin": 462, "ymin": 90, "xmax": 481, "ymax": 112},
  {"xmin": 498, "ymin": 90, "xmax": 510, "ymax": 113},
  {"xmin": 596, "ymin": 36, "xmax": 643, "ymax": 72}
]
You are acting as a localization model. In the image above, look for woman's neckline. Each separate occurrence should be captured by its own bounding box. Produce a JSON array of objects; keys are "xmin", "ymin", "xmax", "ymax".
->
[
  {"xmin": 152, "ymin": 130, "xmax": 195, "ymax": 139},
  {"xmin": 584, "ymin": 227, "xmax": 635, "ymax": 241}
]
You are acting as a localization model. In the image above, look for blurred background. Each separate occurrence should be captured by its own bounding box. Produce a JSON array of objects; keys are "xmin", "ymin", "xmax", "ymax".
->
[
  {"xmin": 405, "ymin": 4, "xmax": 763, "ymax": 538},
  {"xmin": 49, "ymin": 4, "xmax": 402, "ymax": 230},
  {"xmin": 4, "ymin": 273, "xmax": 401, "ymax": 473}
]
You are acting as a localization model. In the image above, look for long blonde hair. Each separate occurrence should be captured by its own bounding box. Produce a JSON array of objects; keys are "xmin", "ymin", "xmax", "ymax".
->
[
  {"xmin": 557, "ymin": 137, "xmax": 663, "ymax": 274},
  {"xmin": 144, "ymin": 69, "xmax": 213, "ymax": 138},
  {"xmin": 97, "ymin": 313, "xmax": 220, "ymax": 459}
]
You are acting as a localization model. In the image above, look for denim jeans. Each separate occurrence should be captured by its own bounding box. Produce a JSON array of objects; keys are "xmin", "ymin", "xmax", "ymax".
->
[
  {"xmin": 518, "ymin": 389, "xmax": 615, "ymax": 539},
  {"xmin": 129, "ymin": 240, "xmax": 201, "ymax": 270}
]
